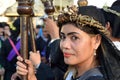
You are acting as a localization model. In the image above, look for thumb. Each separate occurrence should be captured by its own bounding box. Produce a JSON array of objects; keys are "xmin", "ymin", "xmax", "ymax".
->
[
  {"xmin": 25, "ymin": 59, "xmax": 35, "ymax": 77},
  {"xmin": 25, "ymin": 59, "xmax": 34, "ymax": 69}
]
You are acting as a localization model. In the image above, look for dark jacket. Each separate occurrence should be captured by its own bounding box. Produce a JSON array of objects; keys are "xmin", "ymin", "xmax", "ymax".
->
[
  {"xmin": 0, "ymin": 37, "xmax": 20, "ymax": 80},
  {"xmin": 46, "ymin": 39, "xmax": 68, "ymax": 80},
  {"xmin": 36, "ymin": 63, "xmax": 55, "ymax": 80}
]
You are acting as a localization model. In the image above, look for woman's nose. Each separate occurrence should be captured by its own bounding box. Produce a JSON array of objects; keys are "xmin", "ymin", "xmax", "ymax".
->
[{"xmin": 61, "ymin": 38, "xmax": 71, "ymax": 49}]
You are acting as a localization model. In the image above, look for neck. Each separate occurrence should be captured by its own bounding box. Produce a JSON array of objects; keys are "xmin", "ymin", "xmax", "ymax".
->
[{"xmin": 75, "ymin": 56, "xmax": 98, "ymax": 78}]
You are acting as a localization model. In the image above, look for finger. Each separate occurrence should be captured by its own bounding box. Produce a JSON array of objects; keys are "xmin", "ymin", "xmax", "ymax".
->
[
  {"xmin": 37, "ymin": 51, "xmax": 40, "ymax": 54},
  {"xmin": 29, "ymin": 51, "xmax": 37, "ymax": 55},
  {"xmin": 29, "ymin": 51, "xmax": 40, "ymax": 56},
  {"xmin": 17, "ymin": 56, "xmax": 23, "ymax": 61},
  {"xmin": 16, "ymin": 70, "xmax": 28, "ymax": 75},
  {"xmin": 37, "ymin": 51, "xmax": 41, "ymax": 58},
  {"xmin": 16, "ymin": 66, "xmax": 28, "ymax": 75},
  {"xmin": 29, "ymin": 51, "xmax": 32, "ymax": 55},
  {"xmin": 16, "ymin": 60, "xmax": 28, "ymax": 69},
  {"xmin": 25, "ymin": 59, "xmax": 34, "ymax": 69}
]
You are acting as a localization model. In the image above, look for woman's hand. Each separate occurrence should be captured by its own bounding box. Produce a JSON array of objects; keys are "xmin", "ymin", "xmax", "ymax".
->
[
  {"xmin": 11, "ymin": 72, "xmax": 21, "ymax": 80},
  {"xmin": 29, "ymin": 51, "xmax": 41, "ymax": 68},
  {"xmin": 16, "ymin": 56, "xmax": 37, "ymax": 80}
]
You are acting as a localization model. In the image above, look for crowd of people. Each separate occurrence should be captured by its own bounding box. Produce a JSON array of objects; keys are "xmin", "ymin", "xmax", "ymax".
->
[{"xmin": 0, "ymin": 0, "xmax": 120, "ymax": 80}]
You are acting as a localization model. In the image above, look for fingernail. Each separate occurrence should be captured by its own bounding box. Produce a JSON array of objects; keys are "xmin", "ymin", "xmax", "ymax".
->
[
  {"xmin": 29, "ymin": 51, "xmax": 32, "ymax": 54},
  {"xmin": 37, "ymin": 51, "xmax": 39, "ymax": 53}
]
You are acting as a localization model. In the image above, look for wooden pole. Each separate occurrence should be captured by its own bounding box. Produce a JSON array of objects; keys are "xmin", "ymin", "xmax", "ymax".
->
[
  {"xmin": 29, "ymin": 17, "xmax": 36, "ymax": 52},
  {"xmin": 16, "ymin": 0, "xmax": 35, "ymax": 80},
  {"xmin": 16, "ymin": 0, "xmax": 55, "ymax": 80}
]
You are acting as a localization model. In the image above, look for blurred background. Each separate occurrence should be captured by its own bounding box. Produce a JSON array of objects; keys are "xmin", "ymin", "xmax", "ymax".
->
[{"xmin": 0, "ymin": 0, "xmax": 116, "ymax": 28}]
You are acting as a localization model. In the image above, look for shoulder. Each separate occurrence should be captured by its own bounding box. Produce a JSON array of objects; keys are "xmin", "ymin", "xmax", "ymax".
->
[
  {"xmin": 49, "ymin": 39, "xmax": 60, "ymax": 46},
  {"xmin": 86, "ymin": 76, "xmax": 105, "ymax": 80},
  {"xmin": 77, "ymin": 67, "xmax": 104, "ymax": 80}
]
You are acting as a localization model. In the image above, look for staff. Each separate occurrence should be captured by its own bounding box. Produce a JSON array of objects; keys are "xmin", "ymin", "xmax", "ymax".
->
[
  {"xmin": 17, "ymin": 0, "xmax": 35, "ymax": 80},
  {"xmin": 16, "ymin": 0, "xmax": 55, "ymax": 80}
]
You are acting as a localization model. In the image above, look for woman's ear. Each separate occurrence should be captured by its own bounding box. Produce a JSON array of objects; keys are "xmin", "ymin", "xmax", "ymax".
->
[
  {"xmin": 105, "ymin": 22, "xmax": 112, "ymax": 34},
  {"xmin": 94, "ymin": 34, "xmax": 101, "ymax": 49},
  {"xmin": 105, "ymin": 22, "xmax": 111, "ymax": 30}
]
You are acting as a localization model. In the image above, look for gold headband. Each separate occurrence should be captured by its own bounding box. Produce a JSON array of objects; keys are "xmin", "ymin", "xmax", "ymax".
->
[{"xmin": 57, "ymin": 6, "xmax": 109, "ymax": 35}]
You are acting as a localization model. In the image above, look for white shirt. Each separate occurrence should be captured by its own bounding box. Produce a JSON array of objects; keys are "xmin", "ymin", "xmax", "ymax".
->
[{"xmin": 113, "ymin": 41, "xmax": 120, "ymax": 51}]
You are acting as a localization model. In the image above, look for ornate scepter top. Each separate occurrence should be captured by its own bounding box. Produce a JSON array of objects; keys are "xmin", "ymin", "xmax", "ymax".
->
[
  {"xmin": 77, "ymin": 0, "xmax": 88, "ymax": 7},
  {"xmin": 41, "ymin": 0, "xmax": 55, "ymax": 15},
  {"xmin": 17, "ymin": 0, "xmax": 34, "ymax": 16}
]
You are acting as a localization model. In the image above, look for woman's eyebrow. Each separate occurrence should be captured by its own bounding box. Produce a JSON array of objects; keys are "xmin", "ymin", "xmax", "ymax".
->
[
  {"xmin": 67, "ymin": 32, "xmax": 80, "ymax": 36},
  {"xmin": 60, "ymin": 32, "xmax": 80, "ymax": 36}
]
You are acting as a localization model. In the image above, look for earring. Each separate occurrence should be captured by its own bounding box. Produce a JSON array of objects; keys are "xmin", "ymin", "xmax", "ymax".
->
[{"xmin": 94, "ymin": 49, "xmax": 96, "ymax": 56}]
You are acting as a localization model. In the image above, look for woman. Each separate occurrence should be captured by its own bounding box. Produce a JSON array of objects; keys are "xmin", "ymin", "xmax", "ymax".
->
[
  {"xmin": 102, "ymin": 0, "xmax": 120, "ymax": 51},
  {"xmin": 16, "ymin": 6, "xmax": 120, "ymax": 80}
]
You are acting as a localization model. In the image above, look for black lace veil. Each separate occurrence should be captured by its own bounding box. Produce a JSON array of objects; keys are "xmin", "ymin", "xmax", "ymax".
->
[{"xmin": 98, "ymin": 32, "xmax": 120, "ymax": 80}]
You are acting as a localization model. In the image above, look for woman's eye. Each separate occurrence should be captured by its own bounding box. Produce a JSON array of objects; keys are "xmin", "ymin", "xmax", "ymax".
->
[
  {"xmin": 71, "ymin": 36, "xmax": 79, "ymax": 40},
  {"xmin": 60, "ymin": 34, "xmax": 65, "ymax": 40}
]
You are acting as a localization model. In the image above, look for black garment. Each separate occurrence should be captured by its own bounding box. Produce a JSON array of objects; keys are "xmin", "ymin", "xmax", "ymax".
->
[
  {"xmin": 0, "ymin": 39, "xmax": 4, "ymax": 69},
  {"xmin": 102, "ymin": 2, "xmax": 120, "ymax": 38},
  {"xmin": 97, "ymin": 34, "xmax": 120, "ymax": 80},
  {"xmin": 86, "ymin": 76, "xmax": 105, "ymax": 80},
  {"xmin": 0, "ymin": 39, "xmax": 3, "ymax": 54},
  {"xmin": 46, "ymin": 39, "xmax": 68, "ymax": 80},
  {"xmin": 78, "ymin": 6, "xmax": 106, "ymax": 26},
  {"xmin": 36, "ymin": 36, "xmax": 50, "ymax": 57},
  {"xmin": 0, "ymin": 38, "xmax": 20, "ymax": 80},
  {"xmin": 102, "ymin": 8, "xmax": 120, "ymax": 38},
  {"xmin": 71, "ymin": 67, "xmax": 105, "ymax": 80},
  {"xmin": 36, "ymin": 63, "xmax": 55, "ymax": 80},
  {"xmin": 72, "ymin": 76, "xmax": 105, "ymax": 80},
  {"xmin": 0, "ymin": 36, "xmax": 32, "ymax": 80},
  {"xmin": 33, "ymin": 39, "xmax": 67, "ymax": 80},
  {"xmin": 35, "ymin": 39, "xmax": 68, "ymax": 80}
]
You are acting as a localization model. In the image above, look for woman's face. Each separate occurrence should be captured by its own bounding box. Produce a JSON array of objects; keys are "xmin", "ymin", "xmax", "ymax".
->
[{"xmin": 60, "ymin": 24, "xmax": 100, "ymax": 66}]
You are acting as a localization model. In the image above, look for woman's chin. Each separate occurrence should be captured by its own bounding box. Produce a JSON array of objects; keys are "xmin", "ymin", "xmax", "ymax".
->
[{"xmin": 64, "ymin": 59, "xmax": 74, "ymax": 65}]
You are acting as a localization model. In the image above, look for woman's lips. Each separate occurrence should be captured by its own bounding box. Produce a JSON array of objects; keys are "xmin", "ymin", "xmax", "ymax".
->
[{"xmin": 63, "ymin": 53, "xmax": 72, "ymax": 58}]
